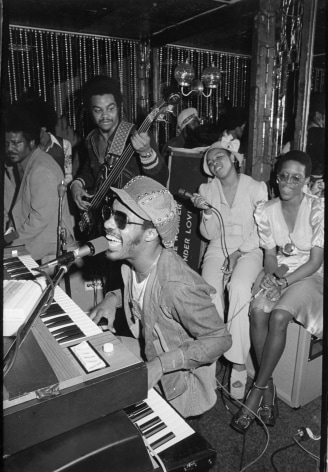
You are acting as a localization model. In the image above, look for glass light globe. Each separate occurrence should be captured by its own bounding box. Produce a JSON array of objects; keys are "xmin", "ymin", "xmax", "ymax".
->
[
  {"xmin": 174, "ymin": 61, "xmax": 195, "ymax": 87},
  {"xmin": 191, "ymin": 79, "xmax": 204, "ymax": 96},
  {"xmin": 201, "ymin": 65, "xmax": 221, "ymax": 89}
]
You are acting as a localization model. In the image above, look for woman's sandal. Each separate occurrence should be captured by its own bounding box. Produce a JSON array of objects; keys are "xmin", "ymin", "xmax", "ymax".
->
[
  {"xmin": 230, "ymin": 382, "xmax": 268, "ymax": 434},
  {"xmin": 258, "ymin": 381, "xmax": 279, "ymax": 426}
]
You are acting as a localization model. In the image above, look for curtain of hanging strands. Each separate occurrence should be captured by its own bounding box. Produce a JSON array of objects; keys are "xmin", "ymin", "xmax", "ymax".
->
[
  {"xmin": 7, "ymin": 26, "xmax": 139, "ymax": 138},
  {"xmin": 157, "ymin": 44, "xmax": 251, "ymax": 147}
]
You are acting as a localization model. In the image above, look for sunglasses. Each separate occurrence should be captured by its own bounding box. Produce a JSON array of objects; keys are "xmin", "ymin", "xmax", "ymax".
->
[
  {"xmin": 102, "ymin": 205, "xmax": 147, "ymax": 230},
  {"xmin": 277, "ymin": 172, "xmax": 305, "ymax": 186}
]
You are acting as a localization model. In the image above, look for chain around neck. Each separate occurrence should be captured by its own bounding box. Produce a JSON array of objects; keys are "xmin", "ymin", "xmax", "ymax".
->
[{"xmin": 135, "ymin": 249, "xmax": 162, "ymax": 278}]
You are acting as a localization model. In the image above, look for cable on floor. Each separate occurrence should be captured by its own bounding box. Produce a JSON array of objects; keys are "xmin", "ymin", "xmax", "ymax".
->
[{"xmin": 216, "ymin": 375, "xmax": 270, "ymax": 471}]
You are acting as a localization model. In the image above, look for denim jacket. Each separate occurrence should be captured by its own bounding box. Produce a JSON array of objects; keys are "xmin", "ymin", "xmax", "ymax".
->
[{"xmin": 112, "ymin": 249, "xmax": 232, "ymax": 417}]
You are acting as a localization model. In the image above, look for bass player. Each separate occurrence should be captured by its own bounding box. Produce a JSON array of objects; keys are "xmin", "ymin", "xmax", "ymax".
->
[{"xmin": 70, "ymin": 75, "xmax": 169, "ymax": 236}]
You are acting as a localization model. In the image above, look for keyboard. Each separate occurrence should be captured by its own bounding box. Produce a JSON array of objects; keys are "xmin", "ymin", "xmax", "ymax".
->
[
  {"xmin": 125, "ymin": 388, "xmax": 194, "ymax": 455},
  {"xmin": 3, "ymin": 253, "xmax": 102, "ymax": 344}
]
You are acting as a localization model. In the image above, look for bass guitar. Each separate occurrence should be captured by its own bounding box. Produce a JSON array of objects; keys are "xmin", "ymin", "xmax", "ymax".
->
[{"xmin": 79, "ymin": 93, "xmax": 179, "ymax": 236}]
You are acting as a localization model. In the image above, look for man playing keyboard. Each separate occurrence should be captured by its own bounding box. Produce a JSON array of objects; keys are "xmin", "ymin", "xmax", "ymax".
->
[{"xmin": 89, "ymin": 176, "xmax": 232, "ymax": 419}]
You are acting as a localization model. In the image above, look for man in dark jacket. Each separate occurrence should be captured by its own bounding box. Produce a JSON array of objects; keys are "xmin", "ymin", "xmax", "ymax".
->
[{"xmin": 70, "ymin": 75, "xmax": 168, "ymax": 218}]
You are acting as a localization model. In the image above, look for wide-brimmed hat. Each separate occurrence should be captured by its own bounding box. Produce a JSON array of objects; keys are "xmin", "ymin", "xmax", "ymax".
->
[
  {"xmin": 203, "ymin": 134, "xmax": 244, "ymax": 176},
  {"xmin": 110, "ymin": 176, "xmax": 178, "ymax": 248},
  {"xmin": 177, "ymin": 107, "xmax": 199, "ymax": 131}
]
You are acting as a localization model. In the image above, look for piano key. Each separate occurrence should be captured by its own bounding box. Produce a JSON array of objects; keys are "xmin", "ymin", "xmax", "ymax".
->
[
  {"xmin": 3, "ymin": 254, "xmax": 102, "ymax": 345},
  {"xmin": 128, "ymin": 406, "xmax": 153, "ymax": 422},
  {"xmin": 10, "ymin": 273, "xmax": 36, "ymax": 281},
  {"xmin": 43, "ymin": 303, "xmax": 65, "ymax": 315},
  {"xmin": 138, "ymin": 416, "xmax": 162, "ymax": 433},
  {"xmin": 126, "ymin": 401, "xmax": 151, "ymax": 416},
  {"xmin": 126, "ymin": 389, "xmax": 195, "ymax": 455},
  {"xmin": 54, "ymin": 331, "xmax": 86, "ymax": 344},
  {"xmin": 44, "ymin": 315, "xmax": 72, "ymax": 328},
  {"xmin": 142, "ymin": 421, "xmax": 166, "ymax": 439},
  {"xmin": 149, "ymin": 431, "xmax": 176, "ymax": 450}
]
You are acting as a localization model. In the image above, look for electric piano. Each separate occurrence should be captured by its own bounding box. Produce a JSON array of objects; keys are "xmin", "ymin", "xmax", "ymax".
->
[
  {"xmin": 3, "ymin": 246, "xmax": 217, "ymax": 471},
  {"xmin": 3, "ymin": 247, "xmax": 148, "ymax": 456}
]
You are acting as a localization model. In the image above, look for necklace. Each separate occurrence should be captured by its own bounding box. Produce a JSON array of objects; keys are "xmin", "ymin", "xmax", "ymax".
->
[{"xmin": 135, "ymin": 249, "xmax": 162, "ymax": 279}]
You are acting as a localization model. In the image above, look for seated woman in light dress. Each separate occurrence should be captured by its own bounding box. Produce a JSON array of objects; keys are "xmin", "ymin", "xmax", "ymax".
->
[
  {"xmin": 191, "ymin": 136, "xmax": 268, "ymax": 401},
  {"xmin": 231, "ymin": 150, "xmax": 324, "ymax": 434}
]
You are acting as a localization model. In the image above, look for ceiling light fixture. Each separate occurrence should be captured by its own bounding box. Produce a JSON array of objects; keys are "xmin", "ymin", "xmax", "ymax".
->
[{"xmin": 174, "ymin": 60, "xmax": 221, "ymax": 98}]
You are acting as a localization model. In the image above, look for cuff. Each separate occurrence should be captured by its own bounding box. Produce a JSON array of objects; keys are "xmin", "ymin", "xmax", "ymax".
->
[
  {"xmin": 139, "ymin": 149, "xmax": 159, "ymax": 170},
  {"xmin": 158, "ymin": 348, "xmax": 185, "ymax": 373},
  {"xmin": 71, "ymin": 178, "xmax": 85, "ymax": 188}
]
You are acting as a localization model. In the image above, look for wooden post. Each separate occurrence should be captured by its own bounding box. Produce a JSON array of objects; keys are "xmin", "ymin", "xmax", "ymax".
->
[
  {"xmin": 294, "ymin": 0, "xmax": 317, "ymax": 151},
  {"xmin": 247, "ymin": 0, "xmax": 280, "ymax": 182}
]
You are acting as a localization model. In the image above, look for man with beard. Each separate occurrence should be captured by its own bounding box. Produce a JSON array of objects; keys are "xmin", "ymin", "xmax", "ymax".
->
[
  {"xmin": 4, "ymin": 107, "xmax": 75, "ymax": 262},
  {"xmin": 70, "ymin": 75, "xmax": 168, "ymax": 215},
  {"xmin": 89, "ymin": 176, "xmax": 232, "ymax": 418}
]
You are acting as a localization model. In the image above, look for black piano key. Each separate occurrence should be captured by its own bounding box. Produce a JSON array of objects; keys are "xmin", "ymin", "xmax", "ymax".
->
[
  {"xmin": 143, "ymin": 422, "xmax": 167, "ymax": 439},
  {"xmin": 55, "ymin": 331, "xmax": 85, "ymax": 344},
  {"xmin": 42, "ymin": 303, "xmax": 64, "ymax": 316},
  {"xmin": 138, "ymin": 416, "xmax": 162, "ymax": 432},
  {"xmin": 40, "ymin": 312, "xmax": 65, "ymax": 320},
  {"xmin": 3, "ymin": 256, "xmax": 21, "ymax": 263},
  {"xmin": 51, "ymin": 325, "xmax": 78, "ymax": 336},
  {"xmin": 125, "ymin": 401, "xmax": 146, "ymax": 415},
  {"xmin": 150, "ymin": 431, "xmax": 176, "ymax": 450},
  {"xmin": 4, "ymin": 261, "xmax": 25, "ymax": 269},
  {"xmin": 128, "ymin": 406, "xmax": 153, "ymax": 422},
  {"xmin": 126, "ymin": 401, "xmax": 149, "ymax": 415},
  {"xmin": 44, "ymin": 316, "xmax": 72, "ymax": 328},
  {"xmin": 7, "ymin": 267, "xmax": 32, "ymax": 276},
  {"xmin": 10, "ymin": 273, "xmax": 35, "ymax": 280}
]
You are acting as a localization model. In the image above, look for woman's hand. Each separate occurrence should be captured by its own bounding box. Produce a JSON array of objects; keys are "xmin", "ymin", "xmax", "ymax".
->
[
  {"xmin": 311, "ymin": 179, "xmax": 324, "ymax": 197},
  {"xmin": 265, "ymin": 285, "xmax": 282, "ymax": 302},
  {"xmin": 191, "ymin": 193, "xmax": 211, "ymax": 211},
  {"xmin": 260, "ymin": 273, "xmax": 280, "ymax": 290},
  {"xmin": 221, "ymin": 250, "xmax": 241, "ymax": 275}
]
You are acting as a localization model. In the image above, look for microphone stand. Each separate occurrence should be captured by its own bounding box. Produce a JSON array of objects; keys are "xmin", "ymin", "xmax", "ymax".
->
[
  {"xmin": 57, "ymin": 181, "xmax": 71, "ymax": 297},
  {"xmin": 3, "ymin": 264, "xmax": 69, "ymax": 377}
]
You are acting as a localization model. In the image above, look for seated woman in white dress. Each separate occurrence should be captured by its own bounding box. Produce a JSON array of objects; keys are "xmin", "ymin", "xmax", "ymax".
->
[{"xmin": 231, "ymin": 150, "xmax": 324, "ymax": 434}]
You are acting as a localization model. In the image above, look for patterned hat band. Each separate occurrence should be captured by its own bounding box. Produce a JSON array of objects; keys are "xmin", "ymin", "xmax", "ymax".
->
[{"xmin": 110, "ymin": 176, "xmax": 179, "ymax": 248}]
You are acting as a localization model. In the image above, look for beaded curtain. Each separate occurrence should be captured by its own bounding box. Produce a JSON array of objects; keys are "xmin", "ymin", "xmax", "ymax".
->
[
  {"xmin": 7, "ymin": 26, "xmax": 139, "ymax": 137},
  {"xmin": 155, "ymin": 45, "xmax": 251, "ymax": 147}
]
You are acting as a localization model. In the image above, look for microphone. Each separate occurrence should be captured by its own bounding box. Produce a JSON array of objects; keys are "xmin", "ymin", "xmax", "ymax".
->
[
  {"xmin": 178, "ymin": 188, "xmax": 213, "ymax": 209},
  {"xmin": 38, "ymin": 236, "xmax": 108, "ymax": 270},
  {"xmin": 178, "ymin": 188, "xmax": 194, "ymax": 200}
]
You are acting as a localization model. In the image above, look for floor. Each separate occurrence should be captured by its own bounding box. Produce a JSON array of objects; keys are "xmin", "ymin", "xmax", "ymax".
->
[{"xmin": 193, "ymin": 360, "xmax": 322, "ymax": 472}]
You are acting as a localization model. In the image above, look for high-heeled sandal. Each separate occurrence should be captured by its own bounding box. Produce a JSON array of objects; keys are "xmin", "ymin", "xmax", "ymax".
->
[
  {"xmin": 258, "ymin": 382, "xmax": 279, "ymax": 426},
  {"xmin": 230, "ymin": 382, "xmax": 268, "ymax": 434}
]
